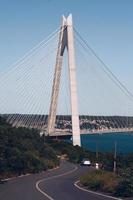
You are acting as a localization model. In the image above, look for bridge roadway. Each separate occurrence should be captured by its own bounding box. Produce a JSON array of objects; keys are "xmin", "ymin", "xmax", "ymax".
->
[
  {"xmin": 50, "ymin": 128, "xmax": 133, "ymax": 136},
  {"xmin": 0, "ymin": 160, "xmax": 121, "ymax": 200}
]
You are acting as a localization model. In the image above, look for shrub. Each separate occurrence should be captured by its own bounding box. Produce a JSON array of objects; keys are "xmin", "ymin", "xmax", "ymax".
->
[
  {"xmin": 80, "ymin": 170, "xmax": 119, "ymax": 193},
  {"xmin": 48, "ymin": 140, "xmax": 95, "ymax": 164},
  {"xmin": 0, "ymin": 118, "xmax": 59, "ymax": 179},
  {"xmin": 115, "ymin": 168, "xmax": 133, "ymax": 197}
]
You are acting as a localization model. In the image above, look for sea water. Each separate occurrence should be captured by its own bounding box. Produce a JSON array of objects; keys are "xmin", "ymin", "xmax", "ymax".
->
[{"xmin": 81, "ymin": 132, "xmax": 133, "ymax": 154}]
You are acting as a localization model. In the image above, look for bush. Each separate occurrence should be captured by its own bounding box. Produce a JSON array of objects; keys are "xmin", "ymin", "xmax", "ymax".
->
[
  {"xmin": 115, "ymin": 168, "xmax": 133, "ymax": 197},
  {"xmin": 0, "ymin": 117, "xmax": 59, "ymax": 179},
  {"xmin": 80, "ymin": 170, "xmax": 119, "ymax": 193},
  {"xmin": 48, "ymin": 140, "xmax": 95, "ymax": 164}
]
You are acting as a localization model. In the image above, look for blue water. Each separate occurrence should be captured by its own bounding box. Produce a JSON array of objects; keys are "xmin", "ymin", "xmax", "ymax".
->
[{"xmin": 81, "ymin": 132, "xmax": 133, "ymax": 154}]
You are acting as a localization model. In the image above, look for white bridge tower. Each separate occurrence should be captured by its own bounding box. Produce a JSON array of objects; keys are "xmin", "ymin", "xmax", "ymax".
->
[{"xmin": 47, "ymin": 14, "xmax": 81, "ymax": 146}]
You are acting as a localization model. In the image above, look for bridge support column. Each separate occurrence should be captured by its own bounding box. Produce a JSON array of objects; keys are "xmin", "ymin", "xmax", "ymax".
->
[
  {"xmin": 67, "ymin": 15, "xmax": 81, "ymax": 146},
  {"xmin": 47, "ymin": 14, "xmax": 81, "ymax": 146},
  {"xmin": 47, "ymin": 17, "xmax": 66, "ymax": 135}
]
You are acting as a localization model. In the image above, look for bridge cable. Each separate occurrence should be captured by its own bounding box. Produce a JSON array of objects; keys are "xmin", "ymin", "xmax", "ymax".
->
[{"xmin": 74, "ymin": 28, "xmax": 133, "ymax": 102}]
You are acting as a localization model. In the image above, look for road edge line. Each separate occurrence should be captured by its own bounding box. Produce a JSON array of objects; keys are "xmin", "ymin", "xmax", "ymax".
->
[
  {"xmin": 74, "ymin": 180, "xmax": 123, "ymax": 200},
  {"xmin": 36, "ymin": 181, "xmax": 54, "ymax": 200},
  {"xmin": 36, "ymin": 165, "xmax": 78, "ymax": 200}
]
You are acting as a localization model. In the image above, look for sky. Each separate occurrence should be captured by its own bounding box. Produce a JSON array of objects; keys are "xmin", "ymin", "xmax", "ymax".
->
[{"xmin": 0, "ymin": 0, "xmax": 133, "ymax": 115}]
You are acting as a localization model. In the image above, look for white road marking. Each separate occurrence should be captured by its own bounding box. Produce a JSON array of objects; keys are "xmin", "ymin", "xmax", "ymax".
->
[
  {"xmin": 74, "ymin": 180, "xmax": 123, "ymax": 200},
  {"xmin": 36, "ymin": 165, "xmax": 78, "ymax": 200}
]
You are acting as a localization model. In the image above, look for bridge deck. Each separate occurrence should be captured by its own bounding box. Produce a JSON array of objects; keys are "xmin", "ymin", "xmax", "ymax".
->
[{"xmin": 49, "ymin": 128, "xmax": 133, "ymax": 136}]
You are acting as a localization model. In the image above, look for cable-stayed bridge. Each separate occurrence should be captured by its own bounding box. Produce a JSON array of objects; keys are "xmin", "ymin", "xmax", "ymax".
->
[{"xmin": 0, "ymin": 14, "xmax": 133, "ymax": 146}]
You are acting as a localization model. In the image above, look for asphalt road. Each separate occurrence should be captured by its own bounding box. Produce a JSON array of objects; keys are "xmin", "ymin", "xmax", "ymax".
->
[{"xmin": 0, "ymin": 160, "xmax": 121, "ymax": 200}]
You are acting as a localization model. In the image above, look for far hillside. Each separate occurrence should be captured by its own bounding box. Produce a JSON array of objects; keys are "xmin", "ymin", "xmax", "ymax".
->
[{"xmin": 2, "ymin": 114, "xmax": 133, "ymax": 131}]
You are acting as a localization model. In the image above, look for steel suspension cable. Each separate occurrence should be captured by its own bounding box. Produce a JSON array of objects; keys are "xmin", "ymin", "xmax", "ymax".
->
[{"xmin": 74, "ymin": 28, "xmax": 133, "ymax": 102}]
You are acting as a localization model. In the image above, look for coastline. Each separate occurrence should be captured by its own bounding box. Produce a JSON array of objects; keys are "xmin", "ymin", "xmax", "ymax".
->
[{"xmin": 80, "ymin": 128, "xmax": 133, "ymax": 135}]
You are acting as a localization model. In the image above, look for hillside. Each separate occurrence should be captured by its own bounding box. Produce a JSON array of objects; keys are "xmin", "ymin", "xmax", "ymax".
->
[
  {"xmin": 0, "ymin": 117, "xmax": 59, "ymax": 179},
  {"xmin": 2, "ymin": 114, "xmax": 133, "ymax": 131}
]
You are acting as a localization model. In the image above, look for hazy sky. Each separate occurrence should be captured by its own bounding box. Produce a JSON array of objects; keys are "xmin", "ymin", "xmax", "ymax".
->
[{"xmin": 0, "ymin": 0, "xmax": 133, "ymax": 115}]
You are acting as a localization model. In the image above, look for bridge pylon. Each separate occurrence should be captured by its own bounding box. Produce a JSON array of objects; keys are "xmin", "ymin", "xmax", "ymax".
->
[{"xmin": 47, "ymin": 14, "xmax": 81, "ymax": 146}]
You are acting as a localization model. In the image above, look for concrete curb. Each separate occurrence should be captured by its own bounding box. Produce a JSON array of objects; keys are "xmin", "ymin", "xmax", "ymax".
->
[
  {"xmin": 2, "ymin": 166, "xmax": 59, "ymax": 182},
  {"xmin": 74, "ymin": 180, "xmax": 123, "ymax": 200}
]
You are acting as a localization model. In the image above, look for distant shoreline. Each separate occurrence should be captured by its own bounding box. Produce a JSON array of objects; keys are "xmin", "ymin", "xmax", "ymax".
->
[
  {"xmin": 80, "ymin": 128, "xmax": 133, "ymax": 135},
  {"xmin": 50, "ymin": 128, "xmax": 133, "ymax": 136}
]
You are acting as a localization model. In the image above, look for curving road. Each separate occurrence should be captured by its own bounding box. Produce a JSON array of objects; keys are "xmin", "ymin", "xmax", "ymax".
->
[{"xmin": 0, "ymin": 160, "xmax": 121, "ymax": 200}]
